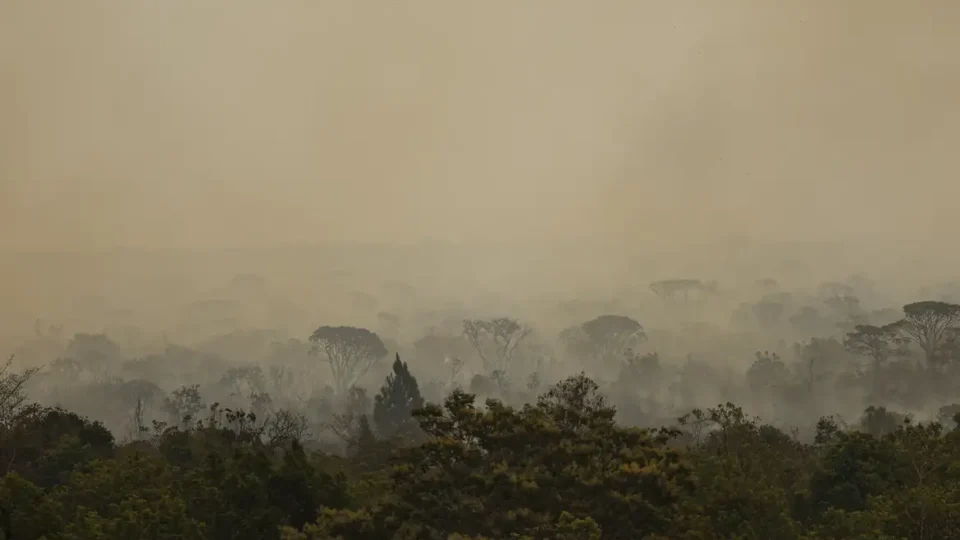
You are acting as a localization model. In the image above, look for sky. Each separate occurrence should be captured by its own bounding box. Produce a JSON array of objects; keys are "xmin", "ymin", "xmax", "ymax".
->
[{"xmin": 1, "ymin": 1, "xmax": 958, "ymax": 253}]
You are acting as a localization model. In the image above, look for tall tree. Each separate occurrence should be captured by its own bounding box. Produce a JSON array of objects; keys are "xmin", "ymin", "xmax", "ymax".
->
[
  {"xmin": 308, "ymin": 326, "xmax": 387, "ymax": 394},
  {"xmin": 844, "ymin": 323, "xmax": 905, "ymax": 377},
  {"xmin": 462, "ymin": 318, "xmax": 531, "ymax": 374},
  {"xmin": 373, "ymin": 354, "xmax": 424, "ymax": 439},
  {"xmin": 894, "ymin": 301, "xmax": 960, "ymax": 370},
  {"xmin": 560, "ymin": 315, "xmax": 646, "ymax": 366}
]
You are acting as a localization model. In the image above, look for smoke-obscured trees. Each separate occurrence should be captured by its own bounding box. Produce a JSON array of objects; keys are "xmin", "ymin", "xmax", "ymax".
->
[
  {"xmin": 462, "ymin": 317, "xmax": 531, "ymax": 375},
  {"xmin": 746, "ymin": 351, "xmax": 789, "ymax": 393},
  {"xmin": 795, "ymin": 337, "xmax": 845, "ymax": 395},
  {"xmin": 308, "ymin": 326, "xmax": 388, "ymax": 395},
  {"xmin": 560, "ymin": 315, "xmax": 646, "ymax": 367},
  {"xmin": 163, "ymin": 384, "xmax": 204, "ymax": 427},
  {"xmin": 844, "ymin": 324, "xmax": 906, "ymax": 375},
  {"xmin": 64, "ymin": 333, "xmax": 123, "ymax": 381},
  {"xmin": 752, "ymin": 298, "xmax": 786, "ymax": 329},
  {"xmin": 325, "ymin": 386, "xmax": 373, "ymax": 452},
  {"xmin": 894, "ymin": 301, "xmax": 960, "ymax": 370},
  {"xmin": 649, "ymin": 279, "xmax": 717, "ymax": 305},
  {"xmin": 412, "ymin": 334, "xmax": 472, "ymax": 377}
]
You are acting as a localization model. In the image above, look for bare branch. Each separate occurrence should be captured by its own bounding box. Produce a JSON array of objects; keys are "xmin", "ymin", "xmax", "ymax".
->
[{"xmin": 0, "ymin": 355, "xmax": 39, "ymax": 426}]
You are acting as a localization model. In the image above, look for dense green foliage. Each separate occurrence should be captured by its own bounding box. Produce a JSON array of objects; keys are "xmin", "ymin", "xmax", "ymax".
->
[{"xmin": 4, "ymin": 367, "xmax": 960, "ymax": 539}]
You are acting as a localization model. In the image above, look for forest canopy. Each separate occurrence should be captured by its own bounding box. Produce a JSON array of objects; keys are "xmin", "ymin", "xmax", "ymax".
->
[{"xmin": 5, "ymin": 288, "xmax": 960, "ymax": 538}]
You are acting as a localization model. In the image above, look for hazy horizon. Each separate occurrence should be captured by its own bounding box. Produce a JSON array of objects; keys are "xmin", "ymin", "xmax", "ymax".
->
[{"xmin": 2, "ymin": 1, "xmax": 959, "ymax": 342}]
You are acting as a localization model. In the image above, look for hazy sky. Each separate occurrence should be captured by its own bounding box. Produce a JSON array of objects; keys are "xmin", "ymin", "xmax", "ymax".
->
[{"xmin": 2, "ymin": 1, "xmax": 958, "ymax": 252}]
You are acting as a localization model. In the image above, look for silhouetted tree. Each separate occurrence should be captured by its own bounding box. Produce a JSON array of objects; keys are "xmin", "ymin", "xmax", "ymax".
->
[
  {"xmin": 894, "ymin": 301, "xmax": 960, "ymax": 370},
  {"xmin": 308, "ymin": 326, "xmax": 387, "ymax": 394},
  {"xmin": 560, "ymin": 315, "xmax": 646, "ymax": 366},
  {"xmin": 372, "ymin": 354, "xmax": 424, "ymax": 440},
  {"xmin": 0, "ymin": 355, "xmax": 39, "ymax": 427}
]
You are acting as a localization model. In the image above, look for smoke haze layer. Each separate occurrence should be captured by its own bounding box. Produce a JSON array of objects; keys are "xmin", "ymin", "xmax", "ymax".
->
[
  {"xmin": 2, "ymin": 1, "xmax": 959, "ymax": 336},
  {"xmin": 3, "ymin": 1, "xmax": 958, "ymax": 250}
]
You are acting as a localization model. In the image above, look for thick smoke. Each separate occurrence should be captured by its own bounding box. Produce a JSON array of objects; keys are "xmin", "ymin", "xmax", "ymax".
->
[{"xmin": 1, "ymin": 1, "xmax": 959, "ymax": 337}]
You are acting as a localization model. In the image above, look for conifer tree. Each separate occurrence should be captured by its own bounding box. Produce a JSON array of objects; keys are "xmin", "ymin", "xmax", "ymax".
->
[{"xmin": 373, "ymin": 354, "xmax": 424, "ymax": 439}]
